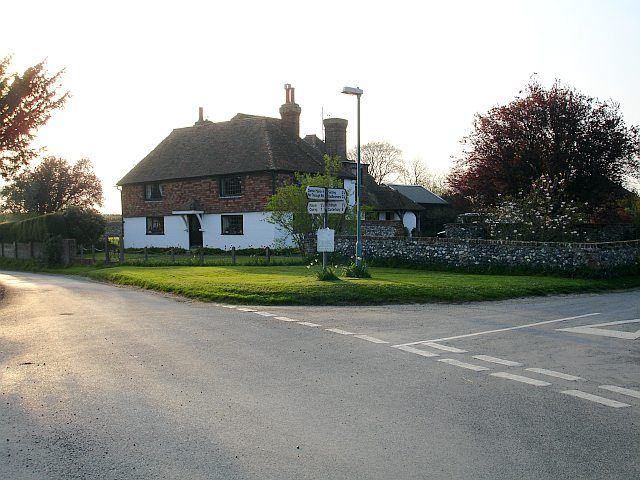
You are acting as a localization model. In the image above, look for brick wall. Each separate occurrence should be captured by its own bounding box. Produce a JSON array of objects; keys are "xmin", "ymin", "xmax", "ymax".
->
[{"xmin": 122, "ymin": 172, "xmax": 294, "ymax": 217}]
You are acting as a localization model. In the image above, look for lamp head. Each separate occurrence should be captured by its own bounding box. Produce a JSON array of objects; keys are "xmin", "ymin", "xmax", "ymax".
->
[{"xmin": 342, "ymin": 86, "xmax": 363, "ymax": 96}]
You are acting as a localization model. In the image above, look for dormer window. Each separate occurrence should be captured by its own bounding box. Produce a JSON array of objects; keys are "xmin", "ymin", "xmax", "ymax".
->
[
  {"xmin": 145, "ymin": 183, "xmax": 162, "ymax": 201},
  {"xmin": 220, "ymin": 176, "xmax": 242, "ymax": 197}
]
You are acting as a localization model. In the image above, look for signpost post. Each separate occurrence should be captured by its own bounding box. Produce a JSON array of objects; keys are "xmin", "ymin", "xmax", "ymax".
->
[{"xmin": 306, "ymin": 186, "xmax": 347, "ymax": 269}]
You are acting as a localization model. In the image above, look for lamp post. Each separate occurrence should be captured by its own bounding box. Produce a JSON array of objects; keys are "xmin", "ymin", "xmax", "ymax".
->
[{"xmin": 341, "ymin": 86, "xmax": 364, "ymax": 267}]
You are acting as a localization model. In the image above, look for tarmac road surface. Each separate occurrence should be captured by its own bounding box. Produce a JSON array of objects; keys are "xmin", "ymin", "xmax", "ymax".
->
[{"xmin": 1, "ymin": 271, "xmax": 639, "ymax": 479}]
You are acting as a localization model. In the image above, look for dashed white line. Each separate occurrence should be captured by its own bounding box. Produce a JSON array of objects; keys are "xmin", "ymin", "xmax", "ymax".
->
[
  {"xmin": 561, "ymin": 390, "xmax": 630, "ymax": 408},
  {"xmin": 490, "ymin": 372, "xmax": 551, "ymax": 386},
  {"xmin": 525, "ymin": 368, "xmax": 582, "ymax": 381},
  {"xmin": 438, "ymin": 358, "xmax": 490, "ymax": 371},
  {"xmin": 325, "ymin": 328, "xmax": 355, "ymax": 335},
  {"xmin": 395, "ymin": 313, "xmax": 600, "ymax": 347},
  {"xmin": 221, "ymin": 305, "xmax": 236, "ymax": 309},
  {"xmin": 354, "ymin": 335, "xmax": 389, "ymax": 344},
  {"xmin": 599, "ymin": 385, "xmax": 640, "ymax": 399},
  {"xmin": 297, "ymin": 321, "xmax": 321, "ymax": 327},
  {"xmin": 423, "ymin": 342, "xmax": 467, "ymax": 353},
  {"xmin": 393, "ymin": 345, "xmax": 440, "ymax": 357},
  {"xmin": 237, "ymin": 308, "xmax": 257, "ymax": 312},
  {"xmin": 473, "ymin": 355, "xmax": 522, "ymax": 367},
  {"xmin": 254, "ymin": 312, "xmax": 277, "ymax": 317},
  {"xmin": 274, "ymin": 316, "xmax": 298, "ymax": 322}
]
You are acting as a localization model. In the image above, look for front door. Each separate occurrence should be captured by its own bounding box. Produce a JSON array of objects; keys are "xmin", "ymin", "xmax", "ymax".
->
[{"xmin": 188, "ymin": 214, "xmax": 203, "ymax": 249}]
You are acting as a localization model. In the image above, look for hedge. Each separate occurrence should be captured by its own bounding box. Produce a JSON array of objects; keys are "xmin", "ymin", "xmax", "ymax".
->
[{"xmin": 0, "ymin": 208, "xmax": 105, "ymax": 245}]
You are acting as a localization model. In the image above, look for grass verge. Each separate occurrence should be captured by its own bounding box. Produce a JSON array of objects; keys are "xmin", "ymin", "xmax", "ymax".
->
[
  {"xmin": 84, "ymin": 265, "xmax": 640, "ymax": 305},
  {"xmin": 1, "ymin": 259, "xmax": 639, "ymax": 305}
]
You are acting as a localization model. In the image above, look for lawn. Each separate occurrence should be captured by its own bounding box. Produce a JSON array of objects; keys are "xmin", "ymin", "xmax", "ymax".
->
[{"xmin": 82, "ymin": 265, "xmax": 640, "ymax": 305}]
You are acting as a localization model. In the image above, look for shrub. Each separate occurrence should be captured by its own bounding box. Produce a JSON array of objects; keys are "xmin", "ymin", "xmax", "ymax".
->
[
  {"xmin": 342, "ymin": 261, "xmax": 371, "ymax": 278},
  {"xmin": 315, "ymin": 267, "xmax": 339, "ymax": 281},
  {"xmin": 62, "ymin": 207, "xmax": 105, "ymax": 246}
]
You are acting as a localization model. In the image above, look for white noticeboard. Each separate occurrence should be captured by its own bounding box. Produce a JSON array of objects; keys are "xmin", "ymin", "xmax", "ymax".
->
[{"xmin": 317, "ymin": 228, "xmax": 335, "ymax": 252}]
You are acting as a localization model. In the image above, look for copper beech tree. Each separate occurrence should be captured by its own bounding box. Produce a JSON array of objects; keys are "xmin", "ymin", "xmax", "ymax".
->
[
  {"xmin": 447, "ymin": 80, "xmax": 640, "ymax": 219},
  {"xmin": 0, "ymin": 56, "xmax": 68, "ymax": 177}
]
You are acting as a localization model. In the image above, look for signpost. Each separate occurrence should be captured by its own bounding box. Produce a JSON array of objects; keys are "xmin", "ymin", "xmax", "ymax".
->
[{"xmin": 306, "ymin": 186, "xmax": 347, "ymax": 269}]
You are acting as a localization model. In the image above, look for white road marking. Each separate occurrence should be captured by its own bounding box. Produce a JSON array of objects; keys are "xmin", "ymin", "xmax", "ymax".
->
[
  {"xmin": 274, "ymin": 316, "xmax": 298, "ymax": 322},
  {"xmin": 354, "ymin": 335, "xmax": 389, "ymax": 344},
  {"xmin": 221, "ymin": 305, "xmax": 236, "ymax": 309},
  {"xmin": 473, "ymin": 355, "xmax": 522, "ymax": 367},
  {"xmin": 237, "ymin": 308, "xmax": 257, "ymax": 312},
  {"xmin": 423, "ymin": 342, "xmax": 467, "ymax": 353},
  {"xmin": 438, "ymin": 358, "xmax": 490, "ymax": 371},
  {"xmin": 393, "ymin": 313, "xmax": 600, "ymax": 347},
  {"xmin": 561, "ymin": 390, "xmax": 630, "ymax": 408},
  {"xmin": 599, "ymin": 385, "xmax": 640, "ymax": 399},
  {"xmin": 325, "ymin": 328, "xmax": 355, "ymax": 335},
  {"xmin": 254, "ymin": 312, "xmax": 277, "ymax": 317},
  {"xmin": 525, "ymin": 368, "xmax": 582, "ymax": 381},
  {"xmin": 558, "ymin": 319, "xmax": 640, "ymax": 340},
  {"xmin": 490, "ymin": 372, "xmax": 551, "ymax": 386},
  {"xmin": 298, "ymin": 321, "xmax": 321, "ymax": 327},
  {"xmin": 393, "ymin": 345, "xmax": 440, "ymax": 357}
]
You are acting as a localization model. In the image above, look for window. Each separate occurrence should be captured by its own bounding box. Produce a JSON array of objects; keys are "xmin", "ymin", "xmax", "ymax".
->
[
  {"xmin": 144, "ymin": 183, "xmax": 162, "ymax": 200},
  {"xmin": 220, "ymin": 176, "xmax": 242, "ymax": 197},
  {"xmin": 221, "ymin": 215, "xmax": 243, "ymax": 235},
  {"xmin": 146, "ymin": 216, "xmax": 164, "ymax": 235}
]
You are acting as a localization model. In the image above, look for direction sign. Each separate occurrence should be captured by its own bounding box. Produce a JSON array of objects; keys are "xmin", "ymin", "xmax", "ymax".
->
[
  {"xmin": 307, "ymin": 201, "xmax": 325, "ymax": 214},
  {"xmin": 306, "ymin": 186, "xmax": 326, "ymax": 200},
  {"xmin": 306, "ymin": 186, "xmax": 347, "ymax": 201},
  {"xmin": 307, "ymin": 200, "xmax": 347, "ymax": 214},
  {"xmin": 327, "ymin": 188, "xmax": 347, "ymax": 201},
  {"xmin": 326, "ymin": 200, "xmax": 347, "ymax": 214}
]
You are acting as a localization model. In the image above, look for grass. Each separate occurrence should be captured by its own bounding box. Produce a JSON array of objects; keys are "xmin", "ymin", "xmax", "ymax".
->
[{"xmin": 79, "ymin": 265, "xmax": 640, "ymax": 305}]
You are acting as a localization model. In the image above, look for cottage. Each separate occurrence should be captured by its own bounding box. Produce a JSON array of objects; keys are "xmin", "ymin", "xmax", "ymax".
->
[{"xmin": 118, "ymin": 85, "xmax": 359, "ymax": 249}]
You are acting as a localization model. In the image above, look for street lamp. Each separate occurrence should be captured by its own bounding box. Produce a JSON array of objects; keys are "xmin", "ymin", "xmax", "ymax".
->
[{"xmin": 341, "ymin": 86, "xmax": 364, "ymax": 267}]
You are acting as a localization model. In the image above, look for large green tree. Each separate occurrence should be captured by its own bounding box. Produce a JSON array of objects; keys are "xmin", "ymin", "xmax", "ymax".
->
[
  {"xmin": 266, "ymin": 155, "xmax": 352, "ymax": 251},
  {"xmin": 1, "ymin": 156, "xmax": 103, "ymax": 214},
  {"xmin": 447, "ymin": 79, "xmax": 640, "ymax": 218},
  {"xmin": 0, "ymin": 56, "xmax": 69, "ymax": 177}
]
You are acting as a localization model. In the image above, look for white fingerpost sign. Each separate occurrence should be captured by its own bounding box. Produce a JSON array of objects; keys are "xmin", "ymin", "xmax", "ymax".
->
[{"xmin": 317, "ymin": 228, "xmax": 335, "ymax": 252}]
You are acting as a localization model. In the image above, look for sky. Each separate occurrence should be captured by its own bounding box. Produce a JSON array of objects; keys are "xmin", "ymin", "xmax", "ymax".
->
[{"xmin": 3, "ymin": 0, "xmax": 639, "ymax": 213}]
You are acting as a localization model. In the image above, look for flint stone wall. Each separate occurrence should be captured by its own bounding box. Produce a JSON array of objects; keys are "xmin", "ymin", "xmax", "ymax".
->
[{"xmin": 330, "ymin": 236, "xmax": 640, "ymax": 274}]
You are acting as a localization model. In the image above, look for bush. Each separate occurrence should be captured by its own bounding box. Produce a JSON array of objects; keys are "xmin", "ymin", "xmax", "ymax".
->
[
  {"xmin": 315, "ymin": 267, "xmax": 339, "ymax": 281},
  {"xmin": 342, "ymin": 261, "xmax": 371, "ymax": 278},
  {"xmin": 63, "ymin": 207, "xmax": 105, "ymax": 246}
]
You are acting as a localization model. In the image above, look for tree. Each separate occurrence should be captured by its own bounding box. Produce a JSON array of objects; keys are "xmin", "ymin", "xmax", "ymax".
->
[
  {"xmin": 1, "ymin": 156, "xmax": 103, "ymax": 214},
  {"xmin": 398, "ymin": 158, "xmax": 447, "ymax": 195},
  {"xmin": 447, "ymin": 79, "xmax": 640, "ymax": 218},
  {"xmin": 349, "ymin": 141, "xmax": 403, "ymax": 184},
  {"xmin": 0, "ymin": 56, "xmax": 69, "ymax": 177},
  {"xmin": 266, "ymin": 155, "xmax": 352, "ymax": 252},
  {"xmin": 481, "ymin": 173, "xmax": 588, "ymax": 241}
]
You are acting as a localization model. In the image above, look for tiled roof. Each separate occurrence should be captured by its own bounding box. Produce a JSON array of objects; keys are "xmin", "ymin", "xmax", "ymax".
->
[
  {"xmin": 387, "ymin": 184, "xmax": 448, "ymax": 205},
  {"xmin": 362, "ymin": 174, "xmax": 423, "ymax": 211},
  {"xmin": 118, "ymin": 115, "xmax": 352, "ymax": 185}
]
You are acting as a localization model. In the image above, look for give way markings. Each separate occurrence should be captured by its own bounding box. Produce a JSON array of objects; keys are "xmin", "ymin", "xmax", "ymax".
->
[{"xmin": 557, "ymin": 319, "xmax": 640, "ymax": 340}]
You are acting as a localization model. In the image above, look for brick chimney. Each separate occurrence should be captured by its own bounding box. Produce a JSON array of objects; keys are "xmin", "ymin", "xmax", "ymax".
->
[
  {"xmin": 279, "ymin": 84, "xmax": 301, "ymax": 138},
  {"xmin": 323, "ymin": 117, "xmax": 348, "ymax": 160}
]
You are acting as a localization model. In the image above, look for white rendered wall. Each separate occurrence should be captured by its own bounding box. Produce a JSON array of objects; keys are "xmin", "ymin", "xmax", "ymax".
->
[
  {"xmin": 344, "ymin": 179, "xmax": 356, "ymax": 207},
  {"xmin": 402, "ymin": 212, "xmax": 417, "ymax": 233},
  {"xmin": 202, "ymin": 211, "xmax": 294, "ymax": 249},
  {"xmin": 123, "ymin": 216, "xmax": 189, "ymax": 249}
]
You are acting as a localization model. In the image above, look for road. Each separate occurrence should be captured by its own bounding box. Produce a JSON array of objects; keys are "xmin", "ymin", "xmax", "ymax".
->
[{"xmin": 1, "ymin": 271, "xmax": 639, "ymax": 479}]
